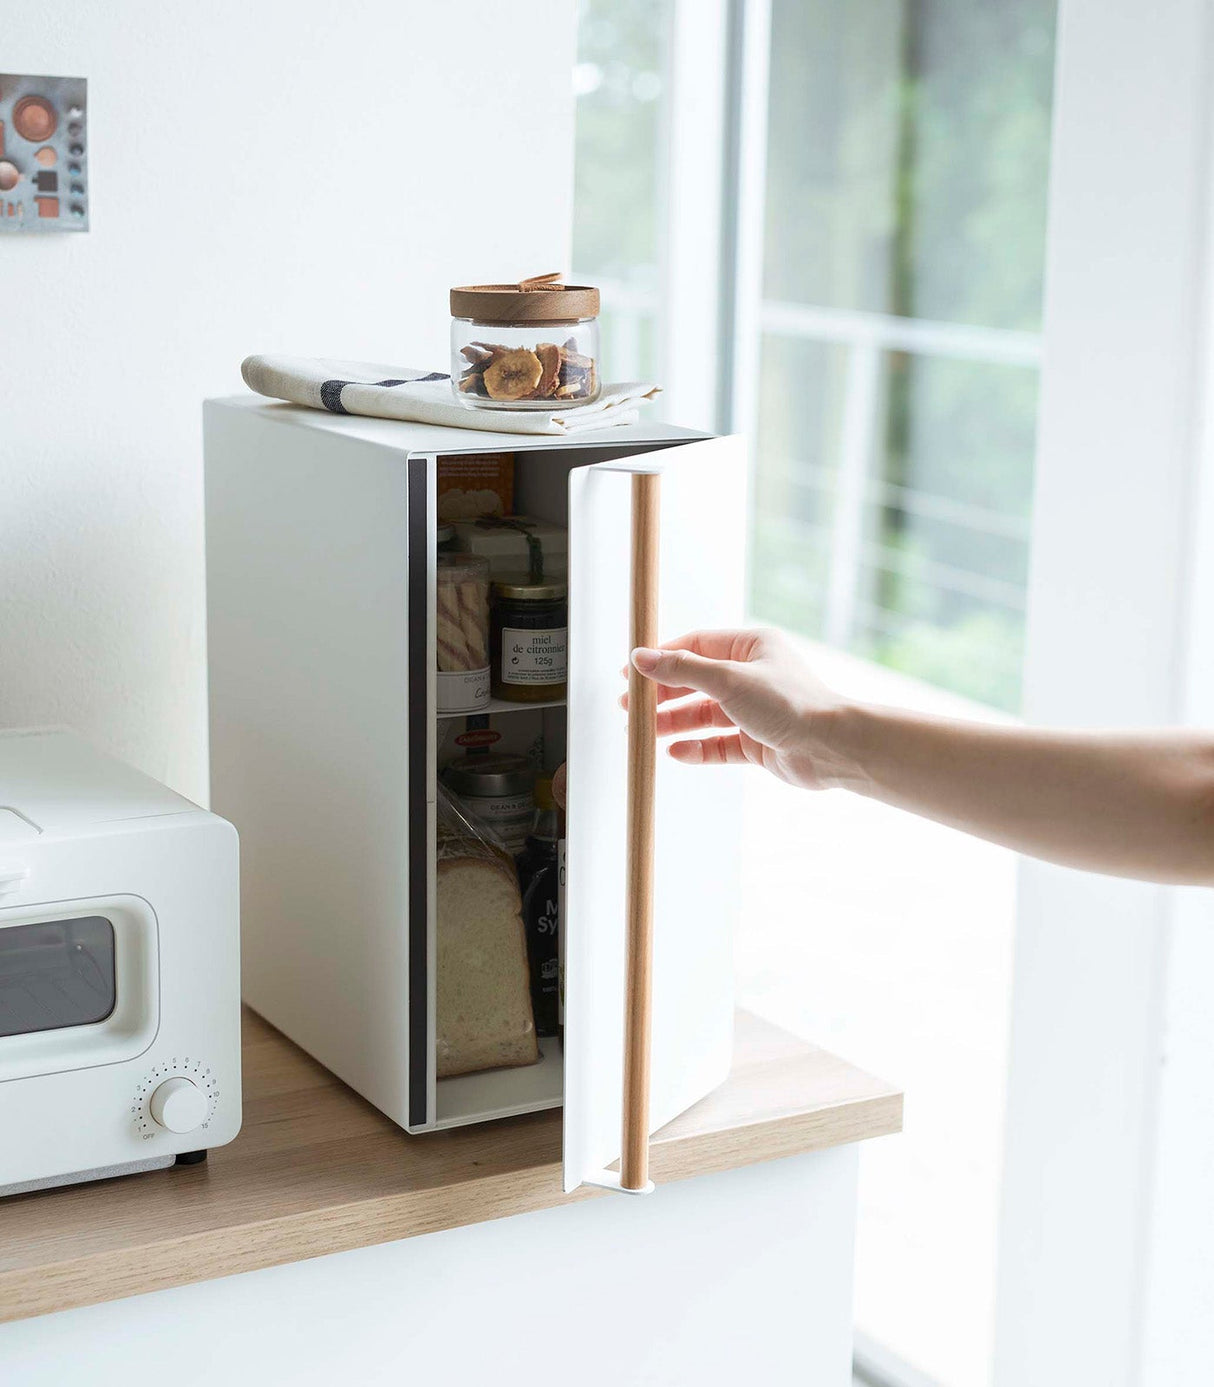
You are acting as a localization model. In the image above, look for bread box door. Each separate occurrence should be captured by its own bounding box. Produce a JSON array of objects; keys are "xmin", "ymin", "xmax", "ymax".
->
[{"xmin": 563, "ymin": 435, "xmax": 746, "ymax": 1193}]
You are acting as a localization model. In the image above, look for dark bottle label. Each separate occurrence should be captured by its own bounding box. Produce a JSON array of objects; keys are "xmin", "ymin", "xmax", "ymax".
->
[{"xmin": 521, "ymin": 863, "xmax": 560, "ymax": 1037}]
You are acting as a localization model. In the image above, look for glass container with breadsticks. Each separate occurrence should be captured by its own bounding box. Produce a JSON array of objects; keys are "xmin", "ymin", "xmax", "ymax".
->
[{"xmin": 436, "ymin": 552, "xmax": 491, "ymax": 713}]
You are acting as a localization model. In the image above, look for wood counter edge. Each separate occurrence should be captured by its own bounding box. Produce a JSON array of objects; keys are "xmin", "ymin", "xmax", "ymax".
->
[{"xmin": 0, "ymin": 1011, "xmax": 902, "ymax": 1324}]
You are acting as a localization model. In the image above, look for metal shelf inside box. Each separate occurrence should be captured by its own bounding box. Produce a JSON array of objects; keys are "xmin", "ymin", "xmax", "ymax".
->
[{"xmin": 437, "ymin": 696, "xmax": 567, "ymax": 721}]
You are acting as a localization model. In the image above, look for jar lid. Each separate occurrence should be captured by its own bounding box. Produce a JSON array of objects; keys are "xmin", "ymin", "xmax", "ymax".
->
[
  {"xmin": 451, "ymin": 272, "xmax": 600, "ymax": 325},
  {"xmin": 442, "ymin": 753, "xmax": 535, "ymax": 798},
  {"xmin": 492, "ymin": 573, "xmax": 568, "ymax": 601}
]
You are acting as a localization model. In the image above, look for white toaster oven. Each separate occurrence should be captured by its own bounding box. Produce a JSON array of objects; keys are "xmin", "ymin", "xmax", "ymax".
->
[{"xmin": 0, "ymin": 728, "xmax": 241, "ymax": 1196}]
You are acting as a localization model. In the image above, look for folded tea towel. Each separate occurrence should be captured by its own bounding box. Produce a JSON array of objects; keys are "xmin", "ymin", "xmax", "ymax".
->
[{"xmin": 241, "ymin": 355, "xmax": 660, "ymax": 436}]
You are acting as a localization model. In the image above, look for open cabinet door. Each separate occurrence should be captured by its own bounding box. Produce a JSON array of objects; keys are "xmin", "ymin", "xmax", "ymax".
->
[{"xmin": 563, "ymin": 435, "xmax": 746, "ymax": 1193}]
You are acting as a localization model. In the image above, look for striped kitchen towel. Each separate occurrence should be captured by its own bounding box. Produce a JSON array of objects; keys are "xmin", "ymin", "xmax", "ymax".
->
[{"xmin": 241, "ymin": 355, "xmax": 660, "ymax": 435}]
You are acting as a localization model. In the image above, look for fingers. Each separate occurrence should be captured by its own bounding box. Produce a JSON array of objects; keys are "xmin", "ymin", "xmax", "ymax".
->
[
  {"xmin": 668, "ymin": 734, "xmax": 749, "ymax": 766},
  {"xmin": 631, "ymin": 646, "xmax": 742, "ymax": 702},
  {"xmin": 552, "ymin": 762, "xmax": 567, "ymax": 810},
  {"xmin": 655, "ymin": 629, "xmax": 765, "ymax": 662},
  {"xmin": 620, "ymin": 685, "xmax": 701, "ymax": 711},
  {"xmin": 621, "ymin": 678, "xmax": 695, "ymax": 706},
  {"xmin": 654, "ymin": 698, "xmax": 734, "ymax": 738},
  {"xmin": 620, "ymin": 630, "xmax": 768, "ymax": 703},
  {"xmin": 620, "ymin": 693, "xmax": 738, "ymax": 739},
  {"xmin": 618, "ymin": 665, "xmax": 695, "ymax": 704}
]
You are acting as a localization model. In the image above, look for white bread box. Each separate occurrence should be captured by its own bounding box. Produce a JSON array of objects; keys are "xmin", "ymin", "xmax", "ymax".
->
[{"xmin": 204, "ymin": 398, "xmax": 746, "ymax": 1195}]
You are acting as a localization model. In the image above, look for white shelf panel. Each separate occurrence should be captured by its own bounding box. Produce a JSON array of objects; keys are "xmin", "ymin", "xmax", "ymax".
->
[
  {"xmin": 434, "ymin": 1035, "xmax": 563, "ymax": 1127},
  {"xmin": 438, "ymin": 696, "xmax": 567, "ymax": 721}
]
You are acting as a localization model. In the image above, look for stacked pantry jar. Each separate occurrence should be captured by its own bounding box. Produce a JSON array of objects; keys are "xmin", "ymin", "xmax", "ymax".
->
[{"xmin": 450, "ymin": 274, "xmax": 600, "ymax": 410}]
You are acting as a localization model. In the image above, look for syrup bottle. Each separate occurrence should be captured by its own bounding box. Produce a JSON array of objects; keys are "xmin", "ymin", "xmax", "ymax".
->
[{"xmin": 516, "ymin": 778, "xmax": 562, "ymax": 1038}]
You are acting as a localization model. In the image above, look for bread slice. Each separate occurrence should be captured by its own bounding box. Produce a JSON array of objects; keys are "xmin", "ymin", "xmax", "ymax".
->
[{"xmin": 436, "ymin": 855, "xmax": 539, "ymax": 1078}]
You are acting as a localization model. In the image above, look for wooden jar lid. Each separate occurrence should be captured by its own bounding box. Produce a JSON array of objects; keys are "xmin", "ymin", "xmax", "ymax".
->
[{"xmin": 450, "ymin": 273, "xmax": 600, "ymax": 324}]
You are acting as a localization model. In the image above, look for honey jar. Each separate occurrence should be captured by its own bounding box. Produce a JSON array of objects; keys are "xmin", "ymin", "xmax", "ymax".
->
[{"xmin": 490, "ymin": 576, "xmax": 568, "ymax": 702}]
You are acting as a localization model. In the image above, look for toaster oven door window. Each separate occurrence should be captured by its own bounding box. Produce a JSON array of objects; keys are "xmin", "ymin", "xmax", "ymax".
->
[{"xmin": 0, "ymin": 915, "xmax": 117, "ymax": 1038}]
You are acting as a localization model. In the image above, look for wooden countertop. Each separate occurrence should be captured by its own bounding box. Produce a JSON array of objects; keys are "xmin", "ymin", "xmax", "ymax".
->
[{"xmin": 0, "ymin": 1008, "xmax": 901, "ymax": 1324}]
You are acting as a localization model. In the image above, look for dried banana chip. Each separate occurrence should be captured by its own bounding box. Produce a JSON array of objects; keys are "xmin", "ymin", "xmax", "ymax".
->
[{"xmin": 483, "ymin": 348, "xmax": 544, "ymax": 401}]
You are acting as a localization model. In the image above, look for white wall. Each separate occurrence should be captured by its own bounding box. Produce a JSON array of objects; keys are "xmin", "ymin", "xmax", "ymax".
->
[{"xmin": 0, "ymin": 1, "xmax": 576, "ymax": 801}]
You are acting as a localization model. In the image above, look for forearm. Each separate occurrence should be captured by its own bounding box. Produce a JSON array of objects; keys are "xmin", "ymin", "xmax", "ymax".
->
[{"xmin": 830, "ymin": 705, "xmax": 1214, "ymax": 885}]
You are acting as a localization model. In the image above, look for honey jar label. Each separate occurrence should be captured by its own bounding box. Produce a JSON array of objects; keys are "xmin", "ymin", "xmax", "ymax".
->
[{"xmin": 499, "ymin": 627, "xmax": 567, "ymax": 685}]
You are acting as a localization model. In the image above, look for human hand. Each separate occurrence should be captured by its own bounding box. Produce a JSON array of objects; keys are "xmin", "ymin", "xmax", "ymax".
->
[{"xmin": 627, "ymin": 628, "xmax": 861, "ymax": 792}]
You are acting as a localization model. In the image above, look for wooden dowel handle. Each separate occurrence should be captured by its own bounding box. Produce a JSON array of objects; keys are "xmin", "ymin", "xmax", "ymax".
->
[{"xmin": 621, "ymin": 471, "xmax": 660, "ymax": 1191}]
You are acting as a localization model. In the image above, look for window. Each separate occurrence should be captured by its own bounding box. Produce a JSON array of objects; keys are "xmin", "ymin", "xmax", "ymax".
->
[
  {"xmin": 755, "ymin": 0, "xmax": 1053, "ymax": 713},
  {"xmin": 572, "ymin": 0, "xmax": 672, "ymax": 384},
  {"xmin": 573, "ymin": 4, "xmax": 1056, "ymax": 1384}
]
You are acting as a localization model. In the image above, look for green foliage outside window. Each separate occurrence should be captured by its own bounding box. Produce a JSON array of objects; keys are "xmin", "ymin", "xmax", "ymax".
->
[{"xmin": 574, "ymin": 0, "xmax": 1057, "ymax": 712}]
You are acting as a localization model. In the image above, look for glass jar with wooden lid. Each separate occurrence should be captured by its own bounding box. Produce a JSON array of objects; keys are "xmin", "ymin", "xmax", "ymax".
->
[{"xmin": 451, "ymin": 274, "xmax": 600, "ymax": 411}]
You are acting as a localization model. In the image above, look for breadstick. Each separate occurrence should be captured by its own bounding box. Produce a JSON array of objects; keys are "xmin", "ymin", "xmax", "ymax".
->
[
  {"xmin": 458, "ymin": 580, "xmax": 489, "ymax": 667},
  {"xmin": 437, "ymin": 557, "xmax": 489, "ymax": 674}
]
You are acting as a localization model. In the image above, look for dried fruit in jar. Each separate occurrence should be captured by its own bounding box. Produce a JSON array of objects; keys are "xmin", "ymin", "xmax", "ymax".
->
[
  {"xmin": 457, "ymin": 340, "xmax": 597, "ymax": 405},
  {"xmin": 483, "ymin": 349, "xmax": 544, "ymax": 401},
  {"xmin": 557, "ymin": 349, "xmax": 596, "ymax": 400},
  {"xmin": 457, "ymin": 342, "xmax": 503, "ymax": 397},
  {"xmin": 536, "ymin": 342, "xmax": 562, "ymax": 397}
]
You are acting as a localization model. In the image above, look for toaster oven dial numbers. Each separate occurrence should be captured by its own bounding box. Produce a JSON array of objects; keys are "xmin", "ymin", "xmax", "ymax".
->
[{"xmin": 132, "ymin": 1060, "xmax": 218, "ymax": 1139}]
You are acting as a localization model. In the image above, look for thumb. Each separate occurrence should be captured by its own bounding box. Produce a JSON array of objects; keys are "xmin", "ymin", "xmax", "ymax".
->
[{"xmin": 632, "ymin": 646, "xmax": 741, "ymax": 701}]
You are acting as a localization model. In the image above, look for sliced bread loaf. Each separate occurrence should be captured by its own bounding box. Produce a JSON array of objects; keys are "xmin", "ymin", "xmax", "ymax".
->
[{"xmin": 436, "ymin": 853, "xmax": 539, "ymax": 1078}]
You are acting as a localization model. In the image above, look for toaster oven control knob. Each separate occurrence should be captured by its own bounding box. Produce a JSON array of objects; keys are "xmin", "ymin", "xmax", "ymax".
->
[{"xmin": 149, "ymin": 1077, "xmax": 209, "ymax": 1134}]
